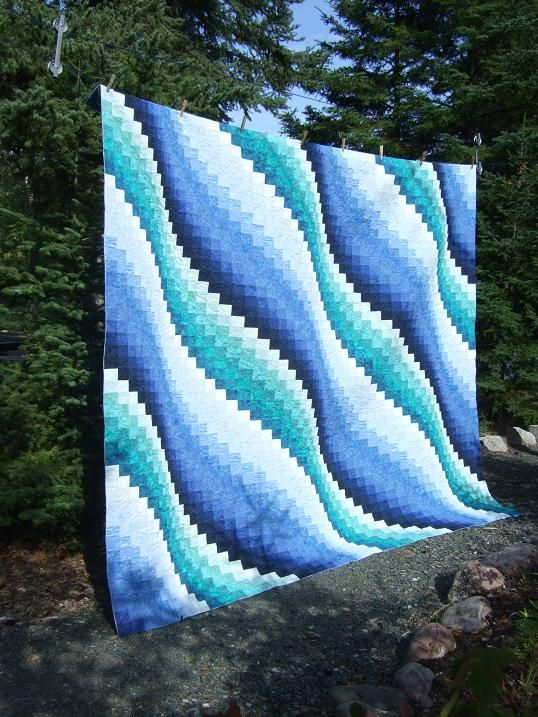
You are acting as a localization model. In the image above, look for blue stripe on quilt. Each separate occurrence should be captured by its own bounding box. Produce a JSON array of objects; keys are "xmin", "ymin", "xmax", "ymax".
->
[{"xmin": 434, "ymin": 162, "xmax": 477, "ymax": 282}]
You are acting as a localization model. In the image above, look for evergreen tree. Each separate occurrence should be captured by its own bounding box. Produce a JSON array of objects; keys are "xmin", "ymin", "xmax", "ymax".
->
[
  {"xmin": 283, "ymin": 0, "xmax": 538, "ymax": 427},
  {"xmin": 0, "ymin": 0, "xmax": 300, "ymax": 537},
  {"xmin": 433, "ymin": 1, "xmax": 538, "ymax": 425},
  {"xmin": 282, "ymin": 0, "xmax": 454, "ymax": 155}
]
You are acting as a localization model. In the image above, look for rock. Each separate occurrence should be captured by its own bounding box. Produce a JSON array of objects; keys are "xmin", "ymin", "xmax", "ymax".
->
[
  {"xmin": 528, "ymin": 425, "xmax": 538, "ymax": 441},
  {"xmin": 28, "ymin": 622, "xmax": 53, "ymax": 635},
  {"xmin": 480, "ymin": 435, "xmax": 508, "ymax": 452},
  {"xmin": 506, "ymin": 426, "xmax": 538, "ymax": 452},
  {"xmin": 483, "ymin": 542, "xmax": 538, "ymax": 575},
  {"xmin": 523, "ymin": 535, "xmax": 538, "ymax": 546},
  {"xmin": 332, "ymin": 685, "xmax": 412, "ymax": 716},
  {"xmin": 185, "ymin": 709, "xmax": 202, "ymax": 717},
  {"xmin": 448, "ymin": 560, "xmax": 505, "ymax": 602},
  {"xmin": 336, "ymin": 702, "xmax": 398, "ymax": 717},
  {"xmin": 395, "ymin": 663, "xmax": 435, "ymax": 708},
  {"xmin": 355, "ymin": 685, "xmax": 412, "ymax": 715},
  {"xmin": 330, "ymin": 686, "xmax": 365, "ymax": 706},
  {"xmin": 408, "ymin": 623, "xmax": 456, "ymax": 662},
  {"xmin": 368, "ymin": 617, "xmax": 384, "ymax": 630},
  {"xmin": 441, "ymin": 596, "xmax": 492, "ymax": 633},
  {"xmin": 39, "ymin": 615, "xmax": 60, "ymax": 623},
  {"xmin": 0, "ymin": 616, "xmax": 17, "ymax": 626}
]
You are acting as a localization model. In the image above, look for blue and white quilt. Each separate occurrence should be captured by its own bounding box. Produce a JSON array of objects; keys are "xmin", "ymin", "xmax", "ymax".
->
[{"xmin": 101, "ymin": 88, "xmax": 509, "ymax": 635}]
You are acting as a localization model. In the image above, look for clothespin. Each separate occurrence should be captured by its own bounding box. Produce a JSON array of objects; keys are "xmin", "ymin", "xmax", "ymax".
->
[
  {"xmin": 180, "ymin": 99, "xmax": 188, "ymax": 117},
  {"xmin": 106, "ymin": 74, "xmax": 116, "ymax": 92},
  {"xmin": 240, "ymin": 112, "xmax": 249, "ymax": 131},
  {"xmin": 419, "ymin": 150, "xmax": 429, "ymax": 165},
  {"xmin": 48, "ymin": 12, "xmax": 68, "ymax": 78},
  {"xmin": 341, "ymin": 137, "xmax": 346, "ymax": 152},
  {"xmin": 379, "ymin": 144, "xmax": 384, "ymax": 161},
  {"xmin": 472, "ymin": 154, "xmax": 483, "ymax": 176},
  {"xmin": 301, "ymin": 129, "xmax": 309, "ymax": 148},
  {"xmin": 472, "ymin": 132, "xmax": 482, "ymax": 175}
]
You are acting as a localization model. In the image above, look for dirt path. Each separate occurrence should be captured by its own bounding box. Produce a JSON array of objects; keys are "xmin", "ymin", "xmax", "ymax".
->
[{"xmin": 1, "ymin": 450, "xmax": 537, "ymax": 716}]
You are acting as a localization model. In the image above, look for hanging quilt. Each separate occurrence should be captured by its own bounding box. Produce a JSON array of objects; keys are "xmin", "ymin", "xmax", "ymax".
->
[{"xmin": 100, "ymin": 87, "xmax": 510, "ymax": 635}]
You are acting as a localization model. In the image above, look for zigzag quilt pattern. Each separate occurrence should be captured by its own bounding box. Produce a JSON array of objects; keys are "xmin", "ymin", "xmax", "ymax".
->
[{"xmin": 101, "ymin": 88, "xmax": 511, "ymax": 635}]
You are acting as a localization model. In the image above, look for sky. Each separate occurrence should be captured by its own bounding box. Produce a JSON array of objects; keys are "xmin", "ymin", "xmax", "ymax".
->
[{"xmin": 229, "ymin": 0, "xmax": 334, "ymax": 135}]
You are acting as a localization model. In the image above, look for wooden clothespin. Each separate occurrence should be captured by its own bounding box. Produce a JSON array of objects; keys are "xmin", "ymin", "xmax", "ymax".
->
[
  {"xmin": 106, "ymin": 74, "xmax": 116, "ymax": 92},
  {"xmin": 240, "ymin": 112, "xmax": 249, "ymax": 131},
  {"xmin": 301, "ymin": 129, "xmax": 309, "ymax": 148},
  {"xmin": 180, "ymin": 99, "xmax": 188, "ymax": 117},
  {"xmin": 419, "ymin": 150, "xmax": 429, "ymax": 165},
  {"xmin": 379, "ymin": 144, "xmax": 384, "ymax": 161},
  {"xmin": 341, "ymin": 137, "xmax": 347, "ymax": 152}
]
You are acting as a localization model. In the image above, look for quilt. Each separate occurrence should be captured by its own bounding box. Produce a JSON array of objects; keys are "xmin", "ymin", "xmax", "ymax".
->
[{"xmin": 101, "ymin": 87, "xmax": 510, "ymax": 635}]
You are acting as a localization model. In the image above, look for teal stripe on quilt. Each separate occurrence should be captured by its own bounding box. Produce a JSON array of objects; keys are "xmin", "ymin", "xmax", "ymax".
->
[
  {"xmin": 221, "ymin": 125, "xmax": 502, "ymax": 514},
  {"xmin": 377, "ymin": 156, "xmax": 475, "ymax": 346},
  {"xmin": 101, "ymin": 92, "xmax": 460, "ymax": 547},
  {"xmin": 105, "ymin": 381, "xmax": 293, "ymax": 606}
]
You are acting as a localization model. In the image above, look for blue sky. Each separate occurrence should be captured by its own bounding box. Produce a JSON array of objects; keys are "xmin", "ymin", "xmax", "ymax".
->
[{"xmin": 229, "ymin": 0, "xmax": 334, "ymax": 135}]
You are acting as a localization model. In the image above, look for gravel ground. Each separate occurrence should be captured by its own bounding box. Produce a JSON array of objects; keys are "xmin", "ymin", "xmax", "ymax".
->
[{"xmin": 1, "ymin": 449, "xmax": 537, "ymax": 717}]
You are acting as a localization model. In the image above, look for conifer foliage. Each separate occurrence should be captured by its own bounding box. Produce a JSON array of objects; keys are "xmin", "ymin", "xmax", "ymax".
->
[
  {"xmin": 282, "ymin": 0, "xmax": 455, "ymax": 155},
  {"xmin": 283, "ymin": 0, "xmax": 538, "ymax": 430},
  {"xmin": 0, "ymin": 0, "xmax": 299, "ymax": 536},
  {"xmin": 0, "ymin": 0, "xmax": 536, "ymax": 538}
]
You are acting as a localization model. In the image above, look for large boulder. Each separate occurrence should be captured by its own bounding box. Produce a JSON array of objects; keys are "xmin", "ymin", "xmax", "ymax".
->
[
  {"xmin": 480, "ymin": 435, "xmax": 508, "ymax": 453},
  {"xmin": 506, "ymin": 426, "xmax": 538, "ymax": 452},
  {"xmin": 482, "ymin": 542, "xmax": 538, "ymax": 575},
  {"xmin": 441, "ymin": 596, "xmax": 492, "ymax": 633},
  {"xmin": 448, "ymin": 560, "xmax": 505, "ymax": 602},
  {"xmin": 395, "ymin": 662, "xmax": 435, "ymax": 708},
  {"xmin": 408, "ymin": 623, "xmax": 456, "ymax": 662}
]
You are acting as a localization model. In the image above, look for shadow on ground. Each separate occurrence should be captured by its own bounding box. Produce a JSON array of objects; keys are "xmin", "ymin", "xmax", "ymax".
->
[
  {"xmin": 1, "ymin": 450, "xmax": 537, "ymax": 716},
  {"xmin": 481, "ymin": 450, "xmax": 538, "ymax": 517}
]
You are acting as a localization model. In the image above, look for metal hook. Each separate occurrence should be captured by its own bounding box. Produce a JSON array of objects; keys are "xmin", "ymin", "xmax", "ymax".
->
[
  {"xmin": 48, "ymin": 13, "xmax": 68, "ymax": 78},
  {"xmin": 472, "ymin": 132, "xmax": 482, "ymax": 174}
]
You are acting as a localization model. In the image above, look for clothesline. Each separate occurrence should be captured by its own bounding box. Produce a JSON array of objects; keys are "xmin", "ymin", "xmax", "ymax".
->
[
  {"xmin": 1, "ymin": 3, "xmax": 534, "ymax": 170},
  {"xmin": 0, "ymin": 1, "xmax": 333, "ymax": 108}
]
